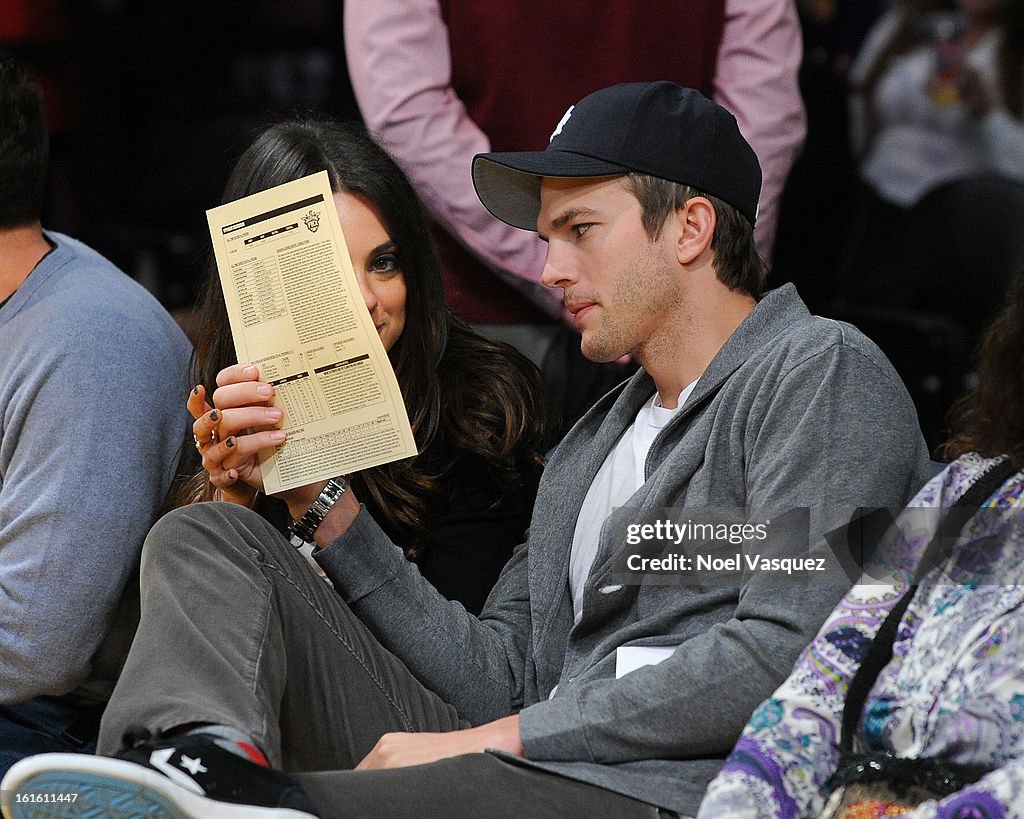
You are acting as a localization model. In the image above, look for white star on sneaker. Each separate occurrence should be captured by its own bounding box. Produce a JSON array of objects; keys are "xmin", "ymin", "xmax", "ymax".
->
[{"xmin": 179, "ymin": 754, "xmax": 208, "ymax": 776}]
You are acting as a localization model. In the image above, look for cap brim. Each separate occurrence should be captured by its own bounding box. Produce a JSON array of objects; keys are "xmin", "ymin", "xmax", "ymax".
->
[{"xmin": 472, "ymin": 151, "xmax": 629, "ymax": 230}]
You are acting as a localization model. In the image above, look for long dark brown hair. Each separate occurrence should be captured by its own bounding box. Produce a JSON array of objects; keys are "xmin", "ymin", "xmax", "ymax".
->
[
  {"xmin": 175, "ymin": 118, "xmax": 548, "ymax": 557},
  {"xmin": 858, "ymin": 0, "xmax": 1024, "ymax": 134},
  {"xmin": 943, "ymin": 265, "xmax": 1024, "ymax": 467}
]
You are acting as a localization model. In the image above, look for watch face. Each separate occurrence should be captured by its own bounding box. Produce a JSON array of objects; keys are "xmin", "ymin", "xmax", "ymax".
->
[{"xmin": 292, "ymin": 478, "xmax": 347, "ymax": 542}]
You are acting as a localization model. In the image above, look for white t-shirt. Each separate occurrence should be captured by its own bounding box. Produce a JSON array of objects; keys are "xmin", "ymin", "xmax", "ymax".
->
[{"xmin": 568, "ymin": 383, "xmax": 696, "ymax": 624}]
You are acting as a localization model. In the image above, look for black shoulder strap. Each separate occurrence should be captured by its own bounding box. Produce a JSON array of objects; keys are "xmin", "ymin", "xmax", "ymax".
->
[{"xmin": 839, "ymin": 458, "xmax": 1018, "ymax": 751}]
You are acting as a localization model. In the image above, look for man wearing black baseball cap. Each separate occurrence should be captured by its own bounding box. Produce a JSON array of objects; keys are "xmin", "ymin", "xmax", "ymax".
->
[
  {"xmin": 473, "ymin": 80, "xmax": 761, "ymax": 233},
  {"xmin": 472, "ymin": 81, "xmax": 766, "ymax": 375},
  {"xmin": 4, "ymin": 83, "xmax": 929, "ymax": 819}
]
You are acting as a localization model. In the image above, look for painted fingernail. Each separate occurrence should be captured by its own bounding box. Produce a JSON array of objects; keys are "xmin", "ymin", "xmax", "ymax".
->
[
  {"xmin": 210, "ymin": 409, "xmax": 219, "ymax": 421},
  {"xmin": 192, "ymin": 385, "xmax": 200, "ymax": 395},
  {"xmin": 226, "ymin": 470, "xmax": 237, "ymax": 482},
  {"xmin": 257, "ymin": 384, "xmax": 273, "ymax": 397},
  {"xmin": 225, "ymin": 437, "xmax": 235, "ymax": 448}
]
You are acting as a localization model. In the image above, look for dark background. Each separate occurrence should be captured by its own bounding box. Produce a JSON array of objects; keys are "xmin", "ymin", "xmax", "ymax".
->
[{"xmin": 3, "ymin": 0, "xmax": 359, "ymax": 310}]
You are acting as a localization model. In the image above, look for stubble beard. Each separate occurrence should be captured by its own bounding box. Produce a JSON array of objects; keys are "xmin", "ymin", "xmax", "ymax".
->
[{"xmin": 579, "ymin": 239, "xmax": 680, "ymax": 364}]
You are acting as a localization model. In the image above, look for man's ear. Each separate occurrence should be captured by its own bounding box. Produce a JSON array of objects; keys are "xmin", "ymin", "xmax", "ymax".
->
[{"xmin": 674, "ymin": 197, "xmax": 716, "ymax": 265}]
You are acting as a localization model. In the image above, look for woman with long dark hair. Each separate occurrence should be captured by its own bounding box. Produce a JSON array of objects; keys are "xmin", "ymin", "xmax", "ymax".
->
[
  {"xmin": 943, "ymin": 263, "xmax": 1024, "ymax": 466},
  {"xmin": 179, "ymin": 118, "xmax": 549, "ymax": 613},
  {"xmin": 698, "ymin": 267, "xmax": 1024, "ymax": 817}
]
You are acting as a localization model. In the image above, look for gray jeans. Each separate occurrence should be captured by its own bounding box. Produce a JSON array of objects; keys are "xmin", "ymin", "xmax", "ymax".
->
[{"xmin": 101, "ymin": 503, "xmax": 671, "ymax": 818}]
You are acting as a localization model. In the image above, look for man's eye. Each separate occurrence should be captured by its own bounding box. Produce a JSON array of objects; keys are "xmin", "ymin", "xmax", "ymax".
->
[
  {"xmin": 573, "ymin": 223, "xmax": 592, "ymax": 238},
  {"xmin": 370, "ymin": 253, "xmax": 400, "ymax": 274}
]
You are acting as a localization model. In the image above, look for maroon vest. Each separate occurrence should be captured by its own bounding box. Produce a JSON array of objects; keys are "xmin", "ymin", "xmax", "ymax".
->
[{"xmin": 438, "ymin": 0, "xmax": 726, "ymax": 323}]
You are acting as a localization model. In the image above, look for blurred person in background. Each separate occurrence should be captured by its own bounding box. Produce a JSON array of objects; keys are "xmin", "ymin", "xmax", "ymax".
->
[{"xmin": 837, "ymin": 0, "xmax": 1024, "ymax": 308}]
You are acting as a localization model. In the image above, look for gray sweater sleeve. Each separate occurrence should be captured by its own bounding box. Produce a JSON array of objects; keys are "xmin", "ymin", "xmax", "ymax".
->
[
  {"xmin": 315, "ymin": 509, "xmax": 533, "ymax": 724},
  {"xmin": 516, "ymin": 342, "xmax": 930, "ymax": 763}
]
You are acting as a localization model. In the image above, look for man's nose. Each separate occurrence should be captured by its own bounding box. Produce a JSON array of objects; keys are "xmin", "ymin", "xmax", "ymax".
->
[{"xmin": 540, "ymin": 243, "xmax": 575, "ymax": 290}]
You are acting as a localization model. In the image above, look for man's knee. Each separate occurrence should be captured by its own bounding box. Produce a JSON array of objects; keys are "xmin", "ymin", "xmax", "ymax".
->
[{"xmin": 141, "ymin": 502, "xmax": 281, "ymax": 576}]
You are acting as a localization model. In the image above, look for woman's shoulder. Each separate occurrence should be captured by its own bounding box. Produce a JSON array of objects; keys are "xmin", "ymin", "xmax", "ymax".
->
[{"xmin": 920, "ymin": 453, "xmax": 1024, "ymax": 508}]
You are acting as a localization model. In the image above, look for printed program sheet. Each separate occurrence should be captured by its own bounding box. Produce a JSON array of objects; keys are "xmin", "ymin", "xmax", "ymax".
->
[{"xmin": 207, "ymin": 170, "xmax": 417, "ymax": 494}]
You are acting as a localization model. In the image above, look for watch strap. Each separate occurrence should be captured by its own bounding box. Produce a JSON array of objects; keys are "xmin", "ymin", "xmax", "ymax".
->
[{"xmin": 290, "ymin": 477, "xmax": 348, "ymax": 543}]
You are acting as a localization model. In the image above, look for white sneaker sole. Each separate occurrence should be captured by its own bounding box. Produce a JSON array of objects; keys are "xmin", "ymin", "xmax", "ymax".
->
[{"xmin": 1, "ymin": 753, "xmax": 317, "ymax": 819}]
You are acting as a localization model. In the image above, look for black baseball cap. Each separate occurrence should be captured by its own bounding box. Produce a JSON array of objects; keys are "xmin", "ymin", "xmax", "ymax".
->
[{"xmin": 472, "ymin": 81, "xmax": 761, "ymax": 231}]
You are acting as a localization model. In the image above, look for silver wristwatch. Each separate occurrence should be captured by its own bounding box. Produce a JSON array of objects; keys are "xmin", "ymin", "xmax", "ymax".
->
[{"xmin": 290, "ymin": 477, "xmax": 348, "ymax": 543}]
